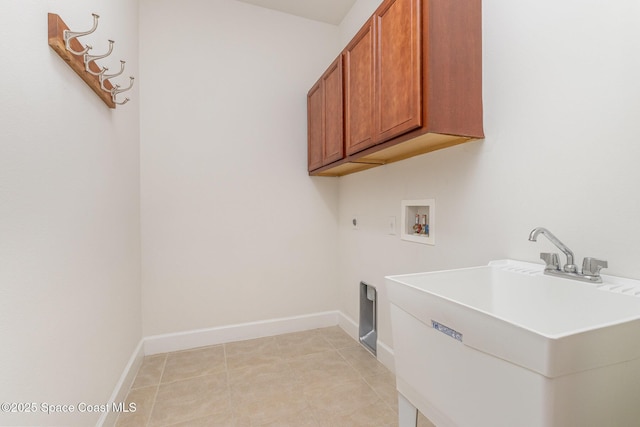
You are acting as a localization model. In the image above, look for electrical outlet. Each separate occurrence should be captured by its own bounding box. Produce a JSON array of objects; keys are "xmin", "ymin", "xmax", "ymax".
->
[{"xmin": 388, "ymin": 216, "xmax": 396, "ymax": 235}]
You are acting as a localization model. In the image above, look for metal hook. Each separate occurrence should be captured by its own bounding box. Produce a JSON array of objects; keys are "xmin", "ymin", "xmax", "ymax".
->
[
  {"xmin": 115, "ymin": 97, "xmax": 130, "ymax": 106},
  {"xmin": 111, "ymin": 76, "xmax": 135, "ymax": 104},
  {"xmin": 87, "ymin": 65, "xmax": 108, "ymax": 77},
  {"xmin": 100, "ymin": 60, "xmax": 125, "ymax": 91},
  {"xmin": 63, "ymin": 13, "xmax": 99, "ymax": 56},
  {"xmin": 84, "ymin": 40, "xmax": 114, "ymax": 72}
]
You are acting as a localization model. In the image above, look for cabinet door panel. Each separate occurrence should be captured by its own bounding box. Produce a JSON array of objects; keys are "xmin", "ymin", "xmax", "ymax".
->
[
  {"xmin": 307, "ymin": 81, "xmax": 324, "ymax": 172},
  {"xmin": 323, "ymin": 56, "xmax": 344, "ymax": 164},
  {"xmin": 376, "ymin": 0, "xmax": 422, "ymax": 143},
  {"xmin": 344, "ymin": 18, "xmax": 376, "ymax": 155}
]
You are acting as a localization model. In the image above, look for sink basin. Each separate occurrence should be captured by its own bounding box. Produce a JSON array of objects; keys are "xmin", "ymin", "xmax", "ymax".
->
[{"xmin": 386, "ymin": 259, "xmax": 640, "ymax": 427}]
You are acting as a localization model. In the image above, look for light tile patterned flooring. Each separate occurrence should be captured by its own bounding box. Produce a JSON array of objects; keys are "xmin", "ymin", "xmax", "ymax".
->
[{"xmin": 115, "ymin": 327, "xmax": 436, "ymax": 427}]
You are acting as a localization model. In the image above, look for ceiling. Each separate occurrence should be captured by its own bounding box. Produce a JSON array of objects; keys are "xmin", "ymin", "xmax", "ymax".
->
[{"xmin": 235, "ymin": 0, "xmax": 357, "ymax": 25}]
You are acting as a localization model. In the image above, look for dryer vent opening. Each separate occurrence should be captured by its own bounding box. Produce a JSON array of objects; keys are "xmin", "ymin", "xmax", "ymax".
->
[{"xmin": 359, "ymin": 282, "xmax": 377, "ymax": 356}]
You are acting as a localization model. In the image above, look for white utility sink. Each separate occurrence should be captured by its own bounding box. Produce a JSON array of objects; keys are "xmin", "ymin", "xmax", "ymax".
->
[{"xmin": 386, "ymin": 260, "xmax": 640, "ymax": 427}]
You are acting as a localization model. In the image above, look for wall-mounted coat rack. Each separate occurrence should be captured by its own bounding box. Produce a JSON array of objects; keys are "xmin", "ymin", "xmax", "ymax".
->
[{"xmin": 48, "ymin": 13, "xmax": 134, "ymax": 109}]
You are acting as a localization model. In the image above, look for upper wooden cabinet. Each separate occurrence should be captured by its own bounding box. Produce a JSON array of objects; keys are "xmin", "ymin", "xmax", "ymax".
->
[
  {"xmin": 308, "ymin": 0, "xmax": 484, "ymax": 176},
  {"xmin": 307, "ymin": 56, "xmax": 344, "ymax": 172},
  {"xmin": 375, "ymin": 0, "xmax": 422, "ymax": 144},
  {"xmin": 344, "ymin": 0, "xmax": 421, "ymax": 157},
  {"xmin": 307, "ymin": 80, "xmax": 324, "ymax": 171},
  {"xmin": 344, "ymin": 18, "xmax": 375, "ymax": 155}
]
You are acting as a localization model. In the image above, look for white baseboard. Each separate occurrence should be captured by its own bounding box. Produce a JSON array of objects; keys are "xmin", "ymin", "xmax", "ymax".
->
[
  {"xmin": 96, "ymin": 339, "xmax": 144, "ymax": 427},
  {"xmin": 377, "ymin": 339, "xmax": 395, "ymax": 374},
  {"xmin": 144, "ymin": 310, "xmax": 340, "ymax": 355},
  {"xmin": 338, "ymin": 310, "xmax": 359, "ymax": 340},
  {"xmin": 337, "ymin": 311, "xmax": 396, "ymax": 373}
]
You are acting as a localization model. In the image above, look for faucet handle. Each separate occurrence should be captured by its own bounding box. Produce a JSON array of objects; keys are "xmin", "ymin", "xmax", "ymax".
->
[
  {"xmin": 540, "ymin": 252, "xmax": 561, "ymax": 271},
  {"xmin": 582, "ymin": 257, "xmax": 608, "ymax": 277}
]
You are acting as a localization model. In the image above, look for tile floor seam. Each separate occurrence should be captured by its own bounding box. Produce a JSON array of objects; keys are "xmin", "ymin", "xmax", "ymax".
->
[
  {"xmin": 295, "ymin": 343, "xmax": 330, "ymax": 426},
  {"xmin": 220, "ymin": 343, "xmax": 236, "ymax": 427},
  {"xmin": 144, "ymin": 385, "xmax": 160, "ymax": 427},
  {"xmin": 222, "ymin": 342, "xmax": 229, "ymax": 372},
  {"xmin": 365, "ymin": 377, "xmax": 397, "ymax": 416},
  {"xmin": 145, "ymin": 354, "xmax": 167, "ymax": 427},
  {"xmin": 157, "ymin": 373, "xmax": 232, "ymax": 427}
]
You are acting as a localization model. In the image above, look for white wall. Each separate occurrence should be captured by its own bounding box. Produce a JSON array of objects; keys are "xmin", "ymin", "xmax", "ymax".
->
[
  {"xmin": 0, "ymin": 1, "xmax": 141, "ymax": 426},
  {"xmin": 139, "ymin": 0, "xmax": 341, "ymax": 336},
  {"xmin": 338, "ymin": 0, "xmax": 380, "ymax": 43},
  {"xmin": 337, "ymin": 0, "xmax": 640, "ymax": 349}
]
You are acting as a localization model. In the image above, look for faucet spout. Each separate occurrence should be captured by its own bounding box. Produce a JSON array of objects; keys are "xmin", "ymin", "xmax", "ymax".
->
[{"xmin": 528, "ymin": 227, "xmax": 576, "ymax": 273}]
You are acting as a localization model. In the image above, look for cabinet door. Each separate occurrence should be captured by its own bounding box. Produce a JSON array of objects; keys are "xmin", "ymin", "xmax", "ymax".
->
[
  {"xmin": 344, "ymin": 18, "xmax": 376, "ymax": 155},
  {"xmin": 307, "ymin": 56, "xmax": 344, "ymax": 172},
  {"xmin": 307, "ymin": 80, "xmax": 324, "ymax": 172},
  {"xmin": 322, "ymin": 56, "xmax": 344, "ymax": 164},
  {"xmin": 375, "ymin": 0, "xmax": 422, "ymax": 143}
]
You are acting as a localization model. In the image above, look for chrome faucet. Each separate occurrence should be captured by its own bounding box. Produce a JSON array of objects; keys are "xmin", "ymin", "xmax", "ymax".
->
[
  {"xmin": 528, "ymin": 227, "xmax": 577, "ymax": 273},
  {"xmin": 528, "ymin": 227, "xmax": 608, "ymax": 283}
]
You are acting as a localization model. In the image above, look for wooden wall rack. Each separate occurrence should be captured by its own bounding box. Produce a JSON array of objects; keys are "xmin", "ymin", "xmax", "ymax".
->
[{"xmin": 48, "ymin": 13, "xmax": 133, "ymax": 109}]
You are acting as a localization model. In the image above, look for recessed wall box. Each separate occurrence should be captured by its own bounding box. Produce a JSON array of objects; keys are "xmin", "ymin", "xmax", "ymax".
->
[
  {"xmin": 359, "ymin": 282, "xmax": 377, "ymax": 356},
  {"xmin": 401, "ymin": 199, "xmax": 435, "ymax": 245}
]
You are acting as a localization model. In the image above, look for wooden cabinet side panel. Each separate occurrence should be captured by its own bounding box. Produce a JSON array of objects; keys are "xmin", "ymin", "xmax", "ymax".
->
[
  {"xmin": 426, "ymin": 0, "xmax": 484, "ymax": 137},
  {"xmin": 307, "ymin": 82, "xmax": 324, "ymax": 172},
  {"xmin": 344, "ymin": 18, "xmax": 376, "ymax": 156},
  {"xmin": 323, "ymin": 56, "xmax": 344, "ymax": 164},
  {"xmin": 375, "ymin": 0, "xmax": 422, "ymax": 143}
]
